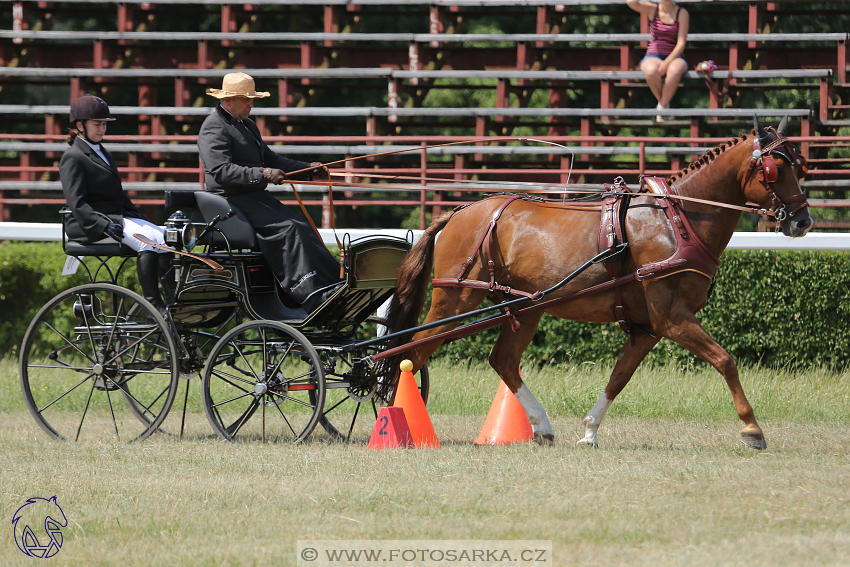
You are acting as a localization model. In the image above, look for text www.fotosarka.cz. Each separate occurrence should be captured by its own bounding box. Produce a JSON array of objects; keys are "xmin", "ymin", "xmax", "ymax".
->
[{"xmin": 297, "ymin": 540, "xmax": 552, "ymax": 566}]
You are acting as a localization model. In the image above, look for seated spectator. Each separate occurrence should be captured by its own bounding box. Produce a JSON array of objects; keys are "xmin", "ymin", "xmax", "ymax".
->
[{"xmin": 627, "ymin": 0, "xmax": 690, "ymax": 121}]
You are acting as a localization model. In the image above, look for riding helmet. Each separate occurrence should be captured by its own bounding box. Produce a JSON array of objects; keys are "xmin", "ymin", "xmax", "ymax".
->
[{"xmin": 69, "ymin": 95, "xmax": 116, "ymax": 123}]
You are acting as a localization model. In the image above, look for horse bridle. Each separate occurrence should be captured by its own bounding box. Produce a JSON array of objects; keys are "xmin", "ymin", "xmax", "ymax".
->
[{"xmin": 745, "ymin": 127, "xmax": 810, "ymax": 229}]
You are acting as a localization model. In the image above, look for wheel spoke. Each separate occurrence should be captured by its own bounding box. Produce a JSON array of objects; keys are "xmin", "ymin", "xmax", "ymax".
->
[
  {"xmin": 322, "ymin": 396, "xmax": 348, "ymax": 416},
  {"xmin": 74, "ymin": 379, "xmax": 98, "ymax": 442},
  {"xmin": 36, "ymin": 374, "xmax": 93, "ymax": 413},
  {"xmin": 104, "ymin": 379, "xmax": 121, "ymax": 441},
  {"xmin": 42, "ymin": 321, "xmax": 95, "ymax": 364},
  {"xmin": 225, "ymin": 398, "xmax": 260, "ymax": 437},
  {"xmin": 210, "ymin": 369, "xmax": 255, "ymax": 393},
  {"xmin": 211, "ymin": 390, "xmax": 255, "ymax": 409},
  {"xmin": 272, "ymin": 398, "xmax": 297, "ymax": 438},
  {"xmin": 346, "ymin": 401, "xmax": 361, "ymax": 441}
]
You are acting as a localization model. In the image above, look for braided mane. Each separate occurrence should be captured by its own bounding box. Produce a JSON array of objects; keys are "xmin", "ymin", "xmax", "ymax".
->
[{"xmin": 667, "ymin": 133, "xmax": 750, "ymax": 185}]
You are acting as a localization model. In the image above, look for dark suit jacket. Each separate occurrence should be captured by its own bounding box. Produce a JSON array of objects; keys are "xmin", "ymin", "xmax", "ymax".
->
[
  {"xmin": 59, "ymin": 136, "xmax": 146, "ymax": 242},
  {"xmin": 198, "ymin": 105, "xmax": 311, "ymax": 196}
]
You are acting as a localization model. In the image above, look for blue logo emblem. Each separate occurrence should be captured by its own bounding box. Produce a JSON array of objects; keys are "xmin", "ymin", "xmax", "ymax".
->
[{"xmin": 12, "ymin": 496, "xmax": 67, "ymax": 559}]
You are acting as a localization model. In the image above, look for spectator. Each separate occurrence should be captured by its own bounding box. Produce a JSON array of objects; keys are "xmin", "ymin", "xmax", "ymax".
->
[{"xmin": 627, "ymin": 0, "xmax": 690, "ymax": 121}]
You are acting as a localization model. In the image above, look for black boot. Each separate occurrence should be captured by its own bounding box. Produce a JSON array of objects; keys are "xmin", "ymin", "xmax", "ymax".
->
[
  {"xmin": 137, "ymin": 251, "xmax": 168, "ymax": 319},
  {"xmin": 157, "ymin": 253, "xmax": 177, "ymax": 305}
]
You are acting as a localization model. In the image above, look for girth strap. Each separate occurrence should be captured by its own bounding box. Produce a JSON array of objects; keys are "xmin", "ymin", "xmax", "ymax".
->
[{"xmin": 598, "ymin": 181, "xmax": 633, "ymax": 334}]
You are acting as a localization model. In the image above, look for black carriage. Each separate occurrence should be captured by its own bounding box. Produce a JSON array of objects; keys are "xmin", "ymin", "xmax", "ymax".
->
[{"xmin": 18, "ymin": 190, "xmax": 428, "ymax": 443}]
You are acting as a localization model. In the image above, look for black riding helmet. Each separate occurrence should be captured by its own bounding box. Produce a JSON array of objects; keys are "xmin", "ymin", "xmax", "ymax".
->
[{"xmin": 69, "ymin": 95, "xmax": 116, "ymax": 124}]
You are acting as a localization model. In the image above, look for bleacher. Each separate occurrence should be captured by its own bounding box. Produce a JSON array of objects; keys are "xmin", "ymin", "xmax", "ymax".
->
[{"xmin": 1, "ymin": 0, "xmax": 848, "ymax": 226}]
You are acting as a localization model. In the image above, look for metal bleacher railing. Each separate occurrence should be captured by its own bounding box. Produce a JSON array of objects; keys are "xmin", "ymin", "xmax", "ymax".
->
[{"xmin": 3, "ymin": 0, "xmax": 848, "ymax": 226}]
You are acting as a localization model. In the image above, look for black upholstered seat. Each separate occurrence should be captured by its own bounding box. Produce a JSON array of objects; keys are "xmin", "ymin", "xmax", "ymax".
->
[
  {"xmin": 193, "ymin": 191, "xmax": 259, "ymax": 251},
  {"xmin": 59, "ymin": 208, "xmax": 136, "ymax": 257}
]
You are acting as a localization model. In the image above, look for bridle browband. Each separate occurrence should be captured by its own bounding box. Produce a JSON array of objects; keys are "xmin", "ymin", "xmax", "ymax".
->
[{"xmin": 744, "ymin": 128, "xmax": 810, "ymax": 230}]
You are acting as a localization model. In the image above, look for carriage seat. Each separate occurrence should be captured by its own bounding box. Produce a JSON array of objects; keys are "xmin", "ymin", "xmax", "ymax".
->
[
  {"xmin": 166, "ymin": 190, "xmax": 259, "ymax": 251},
  {"xmin": 59, "ymin": 208, "xmax": 136, "ymax": 257}
]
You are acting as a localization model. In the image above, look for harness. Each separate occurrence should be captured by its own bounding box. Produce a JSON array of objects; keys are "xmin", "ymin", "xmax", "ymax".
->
[
  {"xmin": 744, "ymin": 129, "xmax": 810, "ymax": 230},
  {"xmin": 598, "ymin": 177, "xmax": 722, "ymax": 337},
  {"xmin": 427, "ymin": 129, "xmax": 810, "ymax": 338},
  {"xmin": 432, "ymin": 178, "xmax": 723, "ymax": 338}
]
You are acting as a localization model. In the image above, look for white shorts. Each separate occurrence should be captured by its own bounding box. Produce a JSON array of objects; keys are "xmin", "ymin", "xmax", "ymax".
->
[{"xmin": 94, "ymin": 217, "xmax": 170, "ymax": 254}]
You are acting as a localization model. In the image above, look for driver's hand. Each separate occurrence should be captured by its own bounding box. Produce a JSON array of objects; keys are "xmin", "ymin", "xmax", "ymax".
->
[
  {"xmin": 310, "ymin": 162, "xmax": 329, "ymax": 180},
  {"xmin": 262, "ymin": 167, "xmax": 287, "ymax": 185}
]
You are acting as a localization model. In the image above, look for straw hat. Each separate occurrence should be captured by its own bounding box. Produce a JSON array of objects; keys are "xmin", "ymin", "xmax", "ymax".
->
[{"xmin": 206, "ymin": 72, "xmax": 270, "ymax": 99}]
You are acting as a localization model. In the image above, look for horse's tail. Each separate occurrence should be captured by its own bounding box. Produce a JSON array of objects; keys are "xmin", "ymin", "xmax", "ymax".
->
[{"xmin": 374, "ymin": 210, "xmax": 455, "ymax": 403}]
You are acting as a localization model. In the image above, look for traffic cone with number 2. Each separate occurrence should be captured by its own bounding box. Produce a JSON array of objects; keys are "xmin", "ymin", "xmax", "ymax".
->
[{"xmin": 392, "ymin": 359, "xmax": 441, "ymax": 448}]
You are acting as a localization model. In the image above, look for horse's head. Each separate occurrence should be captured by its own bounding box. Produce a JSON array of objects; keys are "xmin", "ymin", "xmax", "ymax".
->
[{"xmin": 742, "ymin": 116, "xmax": 814, "ymax": 237}]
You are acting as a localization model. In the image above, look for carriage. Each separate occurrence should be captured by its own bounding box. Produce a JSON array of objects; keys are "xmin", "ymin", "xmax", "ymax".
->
[
  {"xmin": 19, "ymin": 189, "xmax": 428, "ymax": 443},
  {"xmin": 20, "ymin": 117, "xmax": 813, "ymax": 449}
]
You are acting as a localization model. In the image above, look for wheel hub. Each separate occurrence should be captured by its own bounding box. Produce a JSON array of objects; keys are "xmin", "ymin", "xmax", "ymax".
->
[{"xmin": 261, "ymin": 368, "xmax": 287, "ymax": 407}]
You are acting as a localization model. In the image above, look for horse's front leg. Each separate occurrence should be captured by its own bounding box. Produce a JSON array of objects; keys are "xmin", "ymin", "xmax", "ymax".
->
[
  {"xmin": 487, "ymin": 315, "xmax": 554, "ymax": 445},
  {"xmin": 661, "ymin": 313, "xmax": 766, "ymax": 449},
  {"xmin": 577, "ymin": 332, "xmax": 660, "ymax": 447}
]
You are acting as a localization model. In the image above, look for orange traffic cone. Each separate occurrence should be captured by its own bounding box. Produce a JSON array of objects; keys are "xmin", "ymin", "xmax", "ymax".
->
[
  {"xmin": 475, "ymin": 380, "xmax": 533, "ymax": 445},
  {"xmin": 392, "ymin": 360, "xmax": 441, "ymax": 448}
]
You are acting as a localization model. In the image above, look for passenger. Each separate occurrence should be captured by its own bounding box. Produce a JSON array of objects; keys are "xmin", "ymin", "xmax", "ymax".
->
[
  {"xmin": 197, "ymin": 72, "xmax": 344, "ymax": 313},
  {"xmin": 627, "ymin": 0, "xmax": 690, "ymax": 122},
  {"xmin": 59, "ymin": 94, "xmax": 173, "ymax": 317}
]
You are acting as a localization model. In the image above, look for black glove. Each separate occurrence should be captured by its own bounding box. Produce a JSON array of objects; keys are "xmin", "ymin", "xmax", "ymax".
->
[
  {"xmin": 104, "ymin": 222, "xmax": 124, "ymax": 241},
  {"xmin": 309, "ymin": 162, "xmax": 329, "ymax": 180},
  {"xmin": 262, "ymin": 168, "xmax": 287, "ymax": 185}
]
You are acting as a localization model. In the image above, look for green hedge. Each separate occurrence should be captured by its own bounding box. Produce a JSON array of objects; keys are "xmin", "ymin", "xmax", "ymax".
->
[
  {"xmin": 2, "ymin": 244, "xmax": 849, "ymax": 369},
  {"xmin": 0, "ymin": 242, "xmax": 140, "ymax": 358}
]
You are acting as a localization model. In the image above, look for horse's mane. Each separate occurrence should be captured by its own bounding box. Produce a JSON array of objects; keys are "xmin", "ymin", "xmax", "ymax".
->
[{"xmin": 666, "ymin": 132, "xmax": 750, "ymax": 185}]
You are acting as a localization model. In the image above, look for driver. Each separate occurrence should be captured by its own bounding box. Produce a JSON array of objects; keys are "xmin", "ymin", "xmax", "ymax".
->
[
  {"xmin": 59, "ymin": 94, "xmax": 173, "ymax": 317},
  {"xmin": 197, "ymin": 72, "xmax": 344, "ymax": 313}
]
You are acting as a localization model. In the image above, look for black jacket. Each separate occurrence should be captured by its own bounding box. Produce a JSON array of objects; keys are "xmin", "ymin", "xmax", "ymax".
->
[
  {"xmin": 198, "ymin": 105, "xmax": 311, "ymax": 196},
  {"xmin": 59, "ymin": 136, "xmax": 146, "ymax": 242}
]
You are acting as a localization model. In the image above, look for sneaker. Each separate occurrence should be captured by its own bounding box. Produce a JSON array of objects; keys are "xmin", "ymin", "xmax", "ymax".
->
[{"xmin": 655, "ymin": 103, "xmax": 670, "ymax": 122}]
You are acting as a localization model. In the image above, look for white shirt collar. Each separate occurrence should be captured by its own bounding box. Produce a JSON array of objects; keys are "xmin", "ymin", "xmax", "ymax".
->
[{"xmin": 80, "ymin": 136, "xmax": 110, "ymax": 164}]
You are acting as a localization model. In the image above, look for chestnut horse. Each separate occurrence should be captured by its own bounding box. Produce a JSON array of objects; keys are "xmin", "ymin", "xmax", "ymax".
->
[{"xmin": 377, "ymin": 117, "xmax": 813, "ymax": 449}]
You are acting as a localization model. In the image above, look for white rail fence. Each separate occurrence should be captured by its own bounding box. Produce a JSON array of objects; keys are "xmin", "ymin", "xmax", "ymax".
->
[{"xmin": 2, "ymin": 223, "xmax": 850, "ymax": 250}]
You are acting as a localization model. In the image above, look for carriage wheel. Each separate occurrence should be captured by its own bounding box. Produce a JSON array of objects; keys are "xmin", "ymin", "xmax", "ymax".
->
[
  {"xmin": 201, "ymin": 320, "xmax": 325, "ymax": 443},
  {"xmin": 316, "ymin": 316, "xmax": 430, "ymax": 442},
  {"xmin": 19, "ymin": 283, "xmax": 179, "ymax": 443}
]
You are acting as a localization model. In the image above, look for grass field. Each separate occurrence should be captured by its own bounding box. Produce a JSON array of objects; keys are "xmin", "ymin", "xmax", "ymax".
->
[{"xmin": 2, "ymin": 356, "xmax": 849, "ymax": 566}]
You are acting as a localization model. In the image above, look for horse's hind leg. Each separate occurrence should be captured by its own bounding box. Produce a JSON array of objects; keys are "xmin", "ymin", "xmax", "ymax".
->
[
  {"xmin": 487, "ymin": 314, "xmax": 555, "ymax": 445},
  {"xmin": 577, "ymin": 333, "xmax": 660, "ymax": 447}
]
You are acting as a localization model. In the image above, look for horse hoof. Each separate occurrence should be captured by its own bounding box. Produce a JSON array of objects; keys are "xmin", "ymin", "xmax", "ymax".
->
[
  {"xmin": 576, "ymin": 437, "xmax": 598, "ymax": 448},
  {"xmin": 533, "ymin": 432, "xmax": 555, "ymax": 447},
  {"xmin": 740, "ymin": 431, "xmax": 767, "ymax": 450}
]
